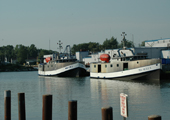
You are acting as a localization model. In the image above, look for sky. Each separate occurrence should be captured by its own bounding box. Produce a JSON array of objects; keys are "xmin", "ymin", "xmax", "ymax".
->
[{"xmin": 0, "ymin": 0, "xmax": 170, "ymax": 51}]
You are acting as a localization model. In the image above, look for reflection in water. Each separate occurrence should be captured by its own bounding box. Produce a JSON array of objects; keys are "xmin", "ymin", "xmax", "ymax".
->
[
  {"xmin": 89, "ymin": 78, "xmax": 167, "ymax": 120},
  {"xmin": 38, "ymin": 76, "xmax": 169, "ymax": 120},
  {"xmin": 38, "ymin": 76, "xmax": 170, "ymax": 120},
  {"xmin": 0, "ymin": 71, "xmax": 170, "ymax": 120},
  {"xmin": 38, "ymin": 76, "xmax": 90, "ymax": 120},
  {"xmin": 38, "ymin": 76, "xmax": 87, "ymax": 99}
]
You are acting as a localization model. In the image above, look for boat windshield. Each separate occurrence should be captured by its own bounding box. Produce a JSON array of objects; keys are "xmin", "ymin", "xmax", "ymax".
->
[{"xmin": 55, "ymin": 59, "xmax": 77, "ymax": 63}]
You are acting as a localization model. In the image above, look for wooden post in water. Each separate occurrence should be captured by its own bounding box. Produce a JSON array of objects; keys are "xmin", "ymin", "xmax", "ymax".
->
[
  {"xmin": 18, "ymin": 93, "xmax": 26, "ymax": 120},
  {"xmin": 68, "ymin": 100, "xmax": 77, "ymax": 120},
  {"xmin": 148, "ymin": 115, "xmax": 161, "ymax": 120},
  {"xmin": 101, "ymin": 106, "xmax": 113, "ymax": 120},
  {"xmin": 4, "ymin": 90, "xmax": 11, "ymax": 120},
  {"xmin": 42, "ymin": 94, "xmax": 52, "ymax": 120}
]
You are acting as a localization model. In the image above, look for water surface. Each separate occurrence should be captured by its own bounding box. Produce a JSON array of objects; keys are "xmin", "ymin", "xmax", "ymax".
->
[{"xmin": 0, "ymin": 71, "xmax": 170, "ymax": 120}]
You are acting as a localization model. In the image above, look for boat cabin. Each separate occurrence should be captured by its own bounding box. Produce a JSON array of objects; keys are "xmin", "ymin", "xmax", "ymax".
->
[{"xmin": 90, "ymin": 55, "xmax": 160, "ymax": 74}]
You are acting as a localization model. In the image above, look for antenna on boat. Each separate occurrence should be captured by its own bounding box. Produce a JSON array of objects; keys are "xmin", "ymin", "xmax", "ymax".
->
[
  {"xmin": 57, "ymin": 40, "xmax": 63, "ymax": 53},
  {"xmin": 121, "ymin": 32, "xmax": 127, "ymax": 49}
]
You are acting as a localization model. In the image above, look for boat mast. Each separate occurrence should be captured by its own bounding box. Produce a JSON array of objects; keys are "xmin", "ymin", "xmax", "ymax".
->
[
  {"xmin": 121, "ymin": 32, "xmax": 127, "ymax": 49},
  {"xmin": 57, "ymin": 40, "xmax": 63, "ymax": 53}
]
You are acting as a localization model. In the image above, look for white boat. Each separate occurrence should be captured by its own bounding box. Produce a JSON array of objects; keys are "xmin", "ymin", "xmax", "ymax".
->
[
  {"xmin": 90, "ymin": 53, "xmax": 161, "ymax": 80},
  {"xmin": 90, "ymin": 32, "xmax": 162, "ymax": 81},
  {"xmin": 38, "ymin": 44, "xmax": 88, "ymax": 77}
]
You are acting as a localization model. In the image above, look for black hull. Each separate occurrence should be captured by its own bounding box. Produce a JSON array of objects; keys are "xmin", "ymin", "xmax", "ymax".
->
[
  {"xmin": 39, "ymin": 67, "xmax": 89, "ymax": 77},
  {"xmin": 57, "ymin": 67, "xmax": 89, "ymax": 77}
]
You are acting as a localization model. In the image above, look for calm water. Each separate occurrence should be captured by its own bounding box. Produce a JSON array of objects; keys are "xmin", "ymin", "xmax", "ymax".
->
[{"xmin": 0, "ymin": 71, "xmax": 170, "ymax": 120}]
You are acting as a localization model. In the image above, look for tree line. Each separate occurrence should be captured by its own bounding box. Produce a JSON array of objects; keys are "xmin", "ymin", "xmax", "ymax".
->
[
  {"xmin": 71, "ymin": 36, "xmax": 136, "ymax": 54},
  {"xmin": 0, "ymin": 44, "xmax": 57, "ymax": 64},
  {"xmin": 0, "ymin": 37, "xmax": 144, "ymax": 65}
]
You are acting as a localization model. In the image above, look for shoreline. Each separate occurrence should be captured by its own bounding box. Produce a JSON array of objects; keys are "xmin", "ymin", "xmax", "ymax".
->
[{"xmin": 0, "ymin": 64, "xmax": 37, "ymax": 72}]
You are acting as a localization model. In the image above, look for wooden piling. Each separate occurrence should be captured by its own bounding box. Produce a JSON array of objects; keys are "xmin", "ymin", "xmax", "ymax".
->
[
  {"xmin": 101, "ymin": 107, "xmax": 113, "ymax": 120},
  {"xmin": 148, "ymin": 115, "xmax": 161, "ymax": 120},
  {"xmin": 4, "ymin": 90, "xmax": 11, "ymax": 120},
  {"xmin": 18, "ymin": 93, "xmax": 26, "ymax": 120},
  {"xmin": 68, "ymin": 100, "xmax": 77, "ymax": 120},
  {"xmin": 42, "ymin": 94, "xmax": 52, "ymax": 120}
]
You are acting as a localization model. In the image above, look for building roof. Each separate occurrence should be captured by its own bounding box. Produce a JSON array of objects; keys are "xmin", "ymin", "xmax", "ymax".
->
[{"xmin": 145, "ymin": 38, "xmax": 170, "ymax": 42}]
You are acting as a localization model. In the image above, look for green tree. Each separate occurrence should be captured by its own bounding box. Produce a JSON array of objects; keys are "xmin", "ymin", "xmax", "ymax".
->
[
  {"xmin": 139, "ymin": 41, "xmax": 145, "ymax": 46},
  {"xmin": 0, "ymin": 45, "xmax": 15, "ymax": 62},
  {"xmin": 118, "ymin": 40, "xmax": 135, "ymax": 48},
  {"xmin": 71, "ymin": 43, "xmax": 89, "ymax": 54},
  {"xmin": 0, "ymin": 47, "xmax": 5, "ymax": 62},
  {"xmin": 71, "ymin": 42, "xmax": 101, "ymax": 54},
  {"xmin": 103, "ymin": 37, "xmax": 118, "ymax": 49},
  {"xmin": 15, "ymin": 45, "xmax": 28, "ymax": 64},
  {"xmin": 5, "ymin": 45, "xmax": 15, "ymax": 61},
  {"xmin": 28, "ymin": 44, "xmax": 38, "ymax": 58},
  {"xmin": 38, "ymin": 49, "xmax": 53, "ymax": 58},
  {"xmin": 88, "ymin": 42, "xmax": 100, "ymax": 53}
]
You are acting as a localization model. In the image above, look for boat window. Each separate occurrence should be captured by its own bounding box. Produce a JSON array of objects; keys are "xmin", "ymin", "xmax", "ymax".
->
[
  {"xmin": 105, "ymin": 65, "xmax": 107, "ymax": 68},
  {"xmin": 126, "ymin": 57, "xmax": 130, "ymax": 61},
  {"xmin": 137, "ymin": 61, "xmax": 139, "ymax": 64},
  {"xmin": 47, "ymin": 65, "xmax": 49, "ymax": 68},
  {"xmin": 51, "ymin": 65, "xmax": 53, "ymax": 67},
  {"xmin": 110, "ymin": 64, "xmax": 113, "ymax": 67},
  {"xmin": 94, "ymin": 65, "xmax": 96, "ymax": 68},
  {"xmin": 117, "ymin": 64, "xmax": 119, "ymax": 67}
]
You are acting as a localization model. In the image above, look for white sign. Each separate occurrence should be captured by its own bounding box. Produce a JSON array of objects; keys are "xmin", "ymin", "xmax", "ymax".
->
[{"xmin": 120, "ymin": 93, "xmax": 128, "ymax": 118}]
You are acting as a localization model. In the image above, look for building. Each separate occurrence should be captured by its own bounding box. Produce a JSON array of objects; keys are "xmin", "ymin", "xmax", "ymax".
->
[
  {"xmin": 25, "ymin": 58, "xmax": 37, "ymax": 65},
  {"xmin": 145, "ymin": 38, "xmax": 170, "ymax": 47}
]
